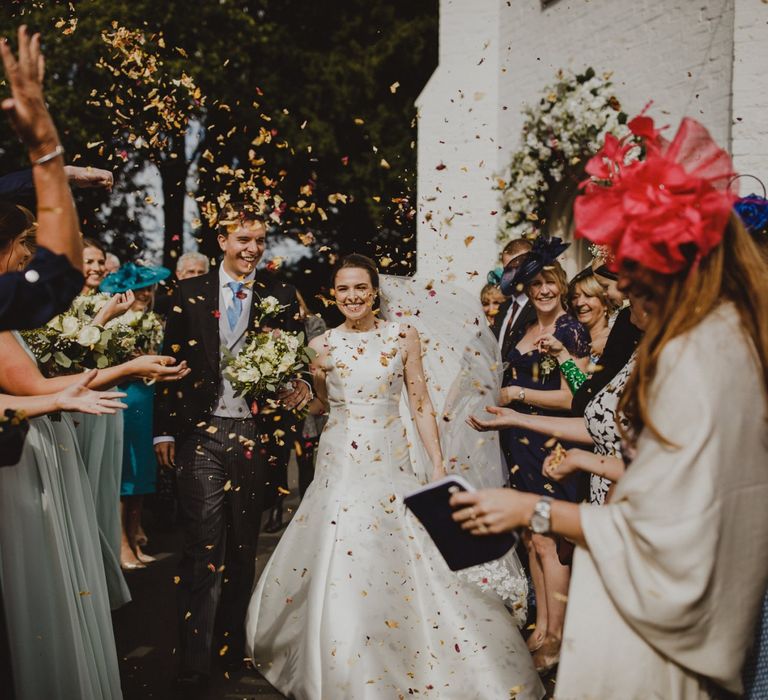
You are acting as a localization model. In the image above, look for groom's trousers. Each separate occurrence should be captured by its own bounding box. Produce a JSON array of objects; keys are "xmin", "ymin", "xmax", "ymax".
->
[{"xmin": 175, "ymin": 416, "xmax": 265, "ymax": 675}]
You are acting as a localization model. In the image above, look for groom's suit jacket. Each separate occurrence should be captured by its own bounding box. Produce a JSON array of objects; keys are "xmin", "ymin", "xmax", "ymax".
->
[{"xmin": 154, "ymin": 265, "xmax": 302, "ymax": 442}]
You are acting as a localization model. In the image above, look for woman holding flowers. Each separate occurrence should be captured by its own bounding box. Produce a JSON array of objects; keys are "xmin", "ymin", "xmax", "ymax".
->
[
  {"xmin": 452, "ymin": 115, "xmax": 768, "ymax": 698},
  {"xmin": 100, "ymin": 262, "xmax": 170, "ymax": 569}
]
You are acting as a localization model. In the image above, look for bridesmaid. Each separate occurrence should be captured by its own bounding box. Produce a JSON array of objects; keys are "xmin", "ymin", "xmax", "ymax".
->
[
  {"xmin": 100, "ymin": 263, "xmax": 170, "ymax": 568},
  {"xmin": 74, "ymin": 237, "xmax": 135, "ymax": 606}
]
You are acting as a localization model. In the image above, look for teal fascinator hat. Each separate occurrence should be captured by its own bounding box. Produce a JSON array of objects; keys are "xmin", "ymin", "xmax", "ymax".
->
[{"xmin": 99, "ymin": 262, "xmax": 171, "ymax": 293}]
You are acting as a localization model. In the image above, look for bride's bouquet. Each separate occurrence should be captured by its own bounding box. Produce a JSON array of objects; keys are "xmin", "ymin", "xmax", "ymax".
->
[
  {"xmin": 22, "ymin": 295, "xmax": 133, "ymax": 375},
  {"xmin": 223, "ymin": 328, "xmax": 315, "ymax": 401}
]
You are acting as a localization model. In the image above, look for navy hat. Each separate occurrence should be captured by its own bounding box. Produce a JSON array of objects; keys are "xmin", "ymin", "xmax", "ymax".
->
[
  {"xmin": 99, "ymin": 262, "xmax": 171, "ymax": 294},
  {"xmin": 500, "ymin": 235, "xmax": 569, "ymax": 296}
]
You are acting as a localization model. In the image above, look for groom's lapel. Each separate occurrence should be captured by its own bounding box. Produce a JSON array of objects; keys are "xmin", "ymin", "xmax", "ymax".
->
[
  {"xmin": 198, "ymin": 270, "xmax": 221, "ymax": 374},
  {"xmin": 246, "ymin": 271, "xmax": 271, "ymax": 331}
]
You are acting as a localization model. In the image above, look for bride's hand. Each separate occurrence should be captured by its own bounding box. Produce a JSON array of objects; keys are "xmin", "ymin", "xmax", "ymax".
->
[
  {"xmin": 55, "ymin": 370, "xmax": 127, "ymax": 415},
  {"xmin": 466, "ymin": 405, "xmax": 518, "ymax": 432},
  {"xmin": 430, "ymin": 461, "xmax": 447, "ymax": 482}
]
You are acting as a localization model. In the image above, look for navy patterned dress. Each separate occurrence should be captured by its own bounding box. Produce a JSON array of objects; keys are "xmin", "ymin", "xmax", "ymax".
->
[{"xmin": 502, "ymin": 314, "xmax": 590, "ymax": 503}]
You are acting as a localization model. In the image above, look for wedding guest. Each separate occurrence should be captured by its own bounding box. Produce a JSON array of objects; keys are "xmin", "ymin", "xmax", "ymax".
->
[
  {"xmin": 81, "ymin": 238, "xmax": 107, "ymax": 294},
  {"xmin": 105, "ymin": 252, "xmax": 120, "ymax": 274},
  {"xmin": 154, "ymin": 202, "xmax": 310, "ymax": 687},
  {"xmin": 177, "ymin": 251, "xmax": 210, "ymax": 280},
  {"xmin": 480, "ymin": 283, "xmax": 505, "ymax": 326},
  {"xmin": 453, "ymin": 115, "xmax": 768, "ymax": 698},
  {"xmin": 496, "ymin": 235, "xmax": 590, "ymax": 670},
  {"xmin": 71, "ymin": 240, "xmax": 137, "ymax": 607},
  {"xmin": 538, "ymin": 269, "xmax": 613, "ymax": 394},
  {"xmin": 469, "ymin": 287, "xmax": 649, "ymax": 506},
  {"xmin": 734, "ymin": 189, "xmax": 768, "ymax": 700},
  {"xmin": 154, "ymin": 250, "xmax": 210, "ymax": 317},
  {"xmin": 491, "ymin": 237, "xmax": 535, "ymax": 359},
  {"xmin": 101, "ymin": 262, "xmax": 171, "ymax": 569},
  {"xmin": 569, "ymin": 256, "xmax": 642, "ymax": 417},
  {"xmin": 0, "ymin": 29, "xmax": 85, "ymax": 330}
]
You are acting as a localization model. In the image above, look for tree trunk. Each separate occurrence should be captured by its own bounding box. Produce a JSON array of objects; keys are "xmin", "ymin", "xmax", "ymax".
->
[{"xmin": 159, "ymin": 134, "xmax": 188, "ymax": 270}]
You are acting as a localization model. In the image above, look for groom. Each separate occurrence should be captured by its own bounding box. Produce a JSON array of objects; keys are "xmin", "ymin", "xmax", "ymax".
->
[{"xmin": 154, "ymin": 204, "xmax": 310, "ymax": 687}]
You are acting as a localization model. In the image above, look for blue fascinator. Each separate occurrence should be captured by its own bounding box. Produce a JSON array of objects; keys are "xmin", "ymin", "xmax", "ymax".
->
[
  {"xmin": 734, "ymin": 193, "xmax": 768, "ymax": 238},
  {"xmin": 500, "ymin": 235, "xmax": 570, "ymax": 296},
  {"xmin": 486, "ymin": 266, "xmax": 504, "ymax": 285},
  {"xmin": 99, "ymin": 262, "xmax": 171, "ymax": 294}
]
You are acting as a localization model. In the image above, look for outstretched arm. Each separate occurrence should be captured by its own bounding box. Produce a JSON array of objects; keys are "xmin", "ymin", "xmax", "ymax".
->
[
  {"xmin": 467, "ymin": 405, "xmax": 593, "ymax": 445},
  {"xmin": 401, "ymin": 324, "xmax": 444, "ymax": 481}
]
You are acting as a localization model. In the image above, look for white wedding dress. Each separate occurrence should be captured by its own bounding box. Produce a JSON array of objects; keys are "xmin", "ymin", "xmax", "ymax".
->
[{"xmin": 245, "ymin": 321, "xmax": 543, "ymax": 699}]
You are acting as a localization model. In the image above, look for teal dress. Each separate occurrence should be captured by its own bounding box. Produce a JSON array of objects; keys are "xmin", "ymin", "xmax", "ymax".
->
[
  {"xmin": 0, "ymin": 412, "xmax": 123, "ymax": 699},
  {"xmin": 120, "ymin": 379, "xmax": 157, "ymax": 496},
  {"xmin": 74, "ymin": 411, "xmax": 131, "ymax": 609}
]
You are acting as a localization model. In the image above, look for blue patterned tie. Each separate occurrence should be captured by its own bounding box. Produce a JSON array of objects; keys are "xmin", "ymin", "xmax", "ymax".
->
[{"xmin": 225, "ymin": 281, "xmax": 245, "ymax": 330}]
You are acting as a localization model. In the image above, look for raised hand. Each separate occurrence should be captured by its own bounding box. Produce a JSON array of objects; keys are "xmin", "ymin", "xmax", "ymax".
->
[
  {"xmin": 542, "ymin": 448, "xmax": 582, "ymax": 482},
  {"xmin": 127, "ymin": 355, "xmax": 190, "ymax": 382},
  {"xmin": 536, "ymin": 333, "xmax": 565, "ymax": 358},
  {"xmin": 0, "ymin": 26, "xmax": 59, "ymax": 157},
  {"xmin": 64, "ymin": 165, "xmax": 114, "ymax": 190},
  {"xmin": 55, "ymin": 369, "xmax": 128, "ymax": 415},
  {"xmin": 93, "ymin": 291, "xmax": 135, "ymax": 326}
]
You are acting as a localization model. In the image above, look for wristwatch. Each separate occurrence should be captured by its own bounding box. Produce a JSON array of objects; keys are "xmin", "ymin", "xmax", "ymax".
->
[
  {"xmin": 517, "ymin": 388, "xmax": 526, "ymax": 402},
  {"xmin": 530, "ymin": 496, "xmax": 553, "ymax": 534}
]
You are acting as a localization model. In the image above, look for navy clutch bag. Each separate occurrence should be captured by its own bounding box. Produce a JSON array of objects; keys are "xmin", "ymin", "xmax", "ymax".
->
[{"xmin": 404, "ymin": 475, "xmax": 519, "ymax": 571}]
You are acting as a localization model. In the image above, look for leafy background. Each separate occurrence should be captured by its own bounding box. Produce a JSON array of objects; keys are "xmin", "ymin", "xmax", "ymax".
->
[{"xmin": 0, "ymin": 0, "xmax": 438, "ymax": 314}]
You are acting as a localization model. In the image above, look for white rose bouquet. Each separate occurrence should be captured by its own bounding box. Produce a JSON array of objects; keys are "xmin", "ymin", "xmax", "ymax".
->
[
  {"xmin": 21, "ymin": 299, "xmax": 124, "ymax": 375},
  {"xmin": 223, "ymin": 328, "xmax": 315, "ymax": 403},
  {"xmin": 108, "ymin": 309, "xmax": 164, "ymax": 355}
]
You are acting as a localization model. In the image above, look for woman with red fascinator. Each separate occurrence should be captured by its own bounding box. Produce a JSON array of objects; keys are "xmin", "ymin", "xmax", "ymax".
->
[{"xmin": 452, "ymin": 114, "xmax": 768, "ymax": 698}]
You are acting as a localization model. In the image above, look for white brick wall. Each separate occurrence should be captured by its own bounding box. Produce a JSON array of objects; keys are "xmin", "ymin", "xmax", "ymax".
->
[
  {"xmin": 417, "ymin": 0, "xmax": 767, "ymax": 292},
  {"xmin": 732, "ymin": 0, "xmax": 768, "ymax": 190}
]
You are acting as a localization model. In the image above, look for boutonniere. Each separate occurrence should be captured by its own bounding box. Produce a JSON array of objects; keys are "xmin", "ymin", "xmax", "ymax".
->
[{"xmin": 253, "ymin": 295, "xmax": 288, "ymax": 326}]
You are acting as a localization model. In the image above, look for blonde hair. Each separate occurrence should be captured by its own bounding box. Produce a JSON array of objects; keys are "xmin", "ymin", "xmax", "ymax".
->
[
  {"xmin": 525, "ymin": 262, "xmax": 568, "ymax": 308},
  {"xmin": 569, "ymin": 271, "xmax": 613, "ymax": 314},
  {"xmin": 620, "ymin": 214, "xmax": 768, "ymax": 444}
]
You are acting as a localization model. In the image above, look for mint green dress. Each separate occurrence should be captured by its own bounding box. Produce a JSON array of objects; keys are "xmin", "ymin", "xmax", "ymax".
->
[
  {"xmin": 73, "ymin": 411, "xmax": 131, "ymax": 610},
  {"xmin": 0, "ymin": 334, "xmax": 123, "ymax": 699}
]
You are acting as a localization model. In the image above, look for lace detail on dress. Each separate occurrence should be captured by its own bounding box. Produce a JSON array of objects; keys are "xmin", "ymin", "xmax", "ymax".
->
[{"xmin": 554, "ymin": 313, "xmax": 591, "ymax": 358}]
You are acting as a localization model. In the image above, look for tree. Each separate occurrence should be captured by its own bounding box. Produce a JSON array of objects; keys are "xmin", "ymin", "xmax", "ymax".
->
[{"xmin": 0, "ymin": 0, "xmax": 438, "ymax": 302}]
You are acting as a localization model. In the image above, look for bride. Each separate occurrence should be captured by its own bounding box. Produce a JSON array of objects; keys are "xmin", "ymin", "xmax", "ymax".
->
[{"xmin": 245, "ymin": 254, "xmax": 543, "ymax": 699}]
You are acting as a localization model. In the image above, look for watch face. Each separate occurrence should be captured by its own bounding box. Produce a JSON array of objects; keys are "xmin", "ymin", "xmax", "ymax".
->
[{"xmin": 531, "ymin": 512, "xmax": 548, "ymax": 534}]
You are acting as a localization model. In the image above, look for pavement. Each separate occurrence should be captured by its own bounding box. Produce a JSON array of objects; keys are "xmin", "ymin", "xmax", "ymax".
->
[{"xmin": 113, "ymin": 501, "xmax": 292, "ymax": 700}]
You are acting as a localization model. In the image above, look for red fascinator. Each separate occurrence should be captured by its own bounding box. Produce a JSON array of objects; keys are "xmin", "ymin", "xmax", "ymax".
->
[{"xmin": 573, "ymin": 113, "xmax": 738, "ymax": 274}]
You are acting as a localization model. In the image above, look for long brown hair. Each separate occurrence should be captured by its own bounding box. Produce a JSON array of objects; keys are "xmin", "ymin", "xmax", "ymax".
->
[{"xmin": 620, "ymin": 214, "xmax": 768, "ymax": 444}]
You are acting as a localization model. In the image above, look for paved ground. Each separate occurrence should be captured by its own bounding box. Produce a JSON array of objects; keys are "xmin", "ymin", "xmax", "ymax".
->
[{"xmin": 113, "ymin": 501, "xmax": 292, "ymax": 700}]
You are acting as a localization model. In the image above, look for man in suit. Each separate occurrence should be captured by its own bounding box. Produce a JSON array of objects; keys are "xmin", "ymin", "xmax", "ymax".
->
[
  {"xmin": 154, "ymin": 206, "xmax": 311, "ymax": 688},
  {"xmin": 491, "ymin": 237, "xmax": 536, "ymax": 360}
]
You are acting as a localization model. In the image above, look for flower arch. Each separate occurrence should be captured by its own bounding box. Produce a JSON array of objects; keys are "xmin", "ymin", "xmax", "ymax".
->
[{"xmin": 497, "ymin": 67, "xmax": 628, "ymax": 271}]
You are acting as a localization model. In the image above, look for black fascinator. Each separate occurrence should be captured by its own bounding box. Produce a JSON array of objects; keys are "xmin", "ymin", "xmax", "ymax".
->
[{"xmin": 500, "ymin": 235, "xmax": 569, "ymax": 296}]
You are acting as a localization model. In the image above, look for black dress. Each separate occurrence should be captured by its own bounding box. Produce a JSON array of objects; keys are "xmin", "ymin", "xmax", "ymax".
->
[{"xmin": 502, "ymin": 314, "xmax": 590, "ymax": 502}]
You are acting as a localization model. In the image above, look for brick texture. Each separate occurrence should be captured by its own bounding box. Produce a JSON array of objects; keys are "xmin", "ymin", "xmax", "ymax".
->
[{"xmin": 416, "ymin": 0, "xmax": 765, "ymax": 293}]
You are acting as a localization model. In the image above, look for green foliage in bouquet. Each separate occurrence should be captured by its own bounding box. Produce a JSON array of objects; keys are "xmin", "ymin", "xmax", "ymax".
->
[
  {"xmin": 21, "ymin": 294, "xmax": 164, "ymax": 376},
  {"xmin": 223, "ymin": 329, "xmax": 316, "ymax": 399}
]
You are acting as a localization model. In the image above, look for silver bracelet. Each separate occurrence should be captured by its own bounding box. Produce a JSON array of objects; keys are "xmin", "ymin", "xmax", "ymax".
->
[{"xmin": 31, "ymin": 144, "xmax": 64, "ymax": 166}]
